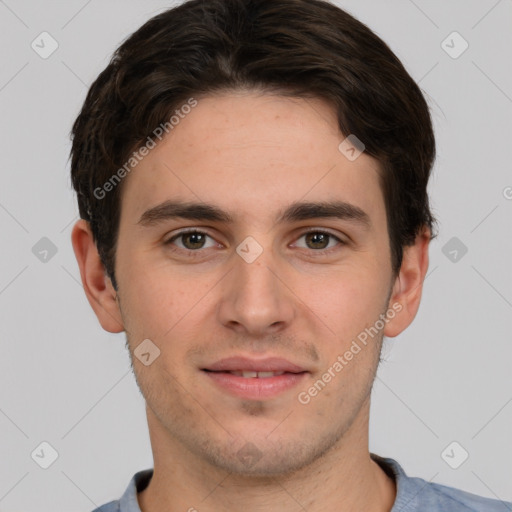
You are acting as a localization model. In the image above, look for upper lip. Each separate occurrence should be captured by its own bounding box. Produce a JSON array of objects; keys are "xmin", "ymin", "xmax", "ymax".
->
[{"xmin": 203, "ymin": 356, "xmax": 308, "ymax": 373}]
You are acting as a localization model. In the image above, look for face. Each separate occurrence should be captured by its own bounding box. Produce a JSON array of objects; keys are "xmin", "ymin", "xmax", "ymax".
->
[{"xmin": 88, "ymin": 92, "xmax": 414, "ymax": 476}]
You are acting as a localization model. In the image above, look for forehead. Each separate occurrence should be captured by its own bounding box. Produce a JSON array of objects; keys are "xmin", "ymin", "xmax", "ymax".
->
[{"xmin": 119, "ymin": 92, "xmax": 385, "ymax": 228}]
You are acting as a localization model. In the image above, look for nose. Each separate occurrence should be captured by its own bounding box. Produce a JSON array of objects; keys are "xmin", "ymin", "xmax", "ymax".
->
[{"xmin": 216, "ymin": 245, "xmax": 296, "ymax": 337}]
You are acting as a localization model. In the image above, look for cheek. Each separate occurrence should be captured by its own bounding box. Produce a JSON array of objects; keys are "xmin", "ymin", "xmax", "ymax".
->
[
  {"xmin": 119, "ymin": 264, "xmax": 219, "ymax": 343},
  {"xmin": 300, "ymin": 264, "xmax": 389, "ymax": 338},
  {"xmin": 135, "ymin": 358, "xmax": 199, "ymax": 425}
]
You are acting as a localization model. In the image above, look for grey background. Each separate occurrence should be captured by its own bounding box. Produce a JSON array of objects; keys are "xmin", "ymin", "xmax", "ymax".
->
[{"xmin": 0, "ymin": 0, "xmax": 511, "ymax": 510}]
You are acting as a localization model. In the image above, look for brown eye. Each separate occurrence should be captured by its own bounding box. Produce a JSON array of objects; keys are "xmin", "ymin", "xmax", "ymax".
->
[
  {"xmin": 304, "ymin": 232, "xmax": 331, "ymax": 250},
  {"xmin": 166, "ymin": 230, "xmax": 216, "ymax": 251},
  {"xmin": 181, "ymin": 232, "xmax": 207, "ymax": 250},
  {"xmin": 294, "ymin": 230, "xmax": 343, "ymax": 252}
]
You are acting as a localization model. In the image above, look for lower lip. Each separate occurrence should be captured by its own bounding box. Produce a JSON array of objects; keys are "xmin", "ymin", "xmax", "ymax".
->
[{"xmin": 203, "ymin": 370, "xmax": 308, "ymax": 400}]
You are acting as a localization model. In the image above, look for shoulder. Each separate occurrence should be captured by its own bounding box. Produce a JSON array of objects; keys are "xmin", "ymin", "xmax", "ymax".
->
[
  {"xmin": 89, "ymin": 469, "xmax": 153, "ymax": 512},
  {"xmin": 410, "ymin": 477, "xmax": 512, "ymax": 511},
  {"xmin": 90, "ymin": 501, "xmax": 119, "ymax": 512},
  {"xmin": 371, "ymin": 453, "xmax": 512, "ymax": 512}
]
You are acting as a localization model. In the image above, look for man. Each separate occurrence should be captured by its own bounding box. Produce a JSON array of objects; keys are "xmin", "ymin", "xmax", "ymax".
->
[{"xmin": 69, "ymin": 0, "xmax": 512, "ymax": 510}]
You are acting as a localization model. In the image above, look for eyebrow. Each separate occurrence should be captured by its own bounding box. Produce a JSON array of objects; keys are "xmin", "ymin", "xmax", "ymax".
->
[{"xmin": 137, "ymin": 199, "xmax": 372, "ymax": 229}]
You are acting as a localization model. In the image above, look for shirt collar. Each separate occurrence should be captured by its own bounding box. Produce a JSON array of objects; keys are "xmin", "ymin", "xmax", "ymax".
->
[
  {"xmin": 119, "ymin": 468, "xmax": 152, "ymax": 511},
  {"xmin": 118, "ymin": 454, "xmax": 421, "ymax": 511}
]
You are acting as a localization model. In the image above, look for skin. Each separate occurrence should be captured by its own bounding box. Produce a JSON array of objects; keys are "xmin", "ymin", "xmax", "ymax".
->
[{"xmin": 72, "ymin": 91, "xmax": 430, "ymax": 511}]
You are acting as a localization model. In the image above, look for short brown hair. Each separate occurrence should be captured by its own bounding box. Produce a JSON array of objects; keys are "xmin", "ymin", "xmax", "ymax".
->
[{"xmin": 70, "ymin": 0, "xmax": 436, "ymax": 291}]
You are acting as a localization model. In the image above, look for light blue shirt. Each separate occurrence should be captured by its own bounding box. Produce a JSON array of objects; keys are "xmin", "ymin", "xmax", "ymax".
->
[{"xmin": 92, "ymin": 453, "xmax": 512, "ymax": 511}]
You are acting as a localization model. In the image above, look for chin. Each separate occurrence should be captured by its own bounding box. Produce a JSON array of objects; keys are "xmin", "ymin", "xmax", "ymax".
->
[{"xmin": 195, "ymin": 432, "xmax": 336, "ymax": 478}]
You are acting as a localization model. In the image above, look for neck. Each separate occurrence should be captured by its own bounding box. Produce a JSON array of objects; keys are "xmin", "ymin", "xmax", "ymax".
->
[{"xmin": 137, "ymin": 401, "xmax": 396, "ymax": 512}]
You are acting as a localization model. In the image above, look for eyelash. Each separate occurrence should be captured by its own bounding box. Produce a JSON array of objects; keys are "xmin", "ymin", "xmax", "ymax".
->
[{"xmin": 164, "ymin": 228, "xmax": 346, "ymax": 257}]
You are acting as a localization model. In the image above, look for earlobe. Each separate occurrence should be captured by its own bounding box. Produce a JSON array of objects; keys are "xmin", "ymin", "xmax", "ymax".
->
[
  {"xmin": 384, "ymin": 227, "xmax": 431, "ymax": 338},
  {"xmin": 71, "ymin": 219, "xmax": 125, "ymax": 333}
]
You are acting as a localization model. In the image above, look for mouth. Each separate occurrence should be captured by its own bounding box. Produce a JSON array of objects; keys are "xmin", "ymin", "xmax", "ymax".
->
[
  {"xmin": 201, "ymin": 357, "xmax": 309, "ymax": 399},
  {"xmin": 204, "ymin": 370, "xmax": 295, "ymax": 378},
  {"xmin": 203, "ymin": 355, "xmax": 308, "ymax": 373}
]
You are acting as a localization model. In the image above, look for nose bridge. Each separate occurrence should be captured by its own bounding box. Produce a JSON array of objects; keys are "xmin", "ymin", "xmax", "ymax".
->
[{"xmin": 217, "ymin": 238, "xmax": 295, "ymax": 333}]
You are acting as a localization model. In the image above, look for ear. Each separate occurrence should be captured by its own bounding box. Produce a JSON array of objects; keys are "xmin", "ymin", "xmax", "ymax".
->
[
  {"xmin": 384, "ymin": 226, "xmax": 430, "ymax": 338},
  {"xmin": 71, "ymin": 219, "xmax": 124, "ymax": 333}
]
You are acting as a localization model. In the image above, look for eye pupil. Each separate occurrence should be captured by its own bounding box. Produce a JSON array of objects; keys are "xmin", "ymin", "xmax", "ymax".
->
[
  {"xmin": 183, "ymin": 232, "xmax": 206, "ymax": 249},
  {"xmin": 306, "ymin": 232, "xmax": 329, "ymax": 249}
]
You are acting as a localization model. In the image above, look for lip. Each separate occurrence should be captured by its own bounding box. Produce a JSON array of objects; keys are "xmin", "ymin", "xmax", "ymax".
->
[
  {"xmin": 202, "ymin": 356, "xmax": 309, "ymax": 400},
  {"xmin": 203, "ymin": 356, "xmax": 307, "ymax": 373},
  {"xmin": 203, "ymin": 370, "xmax": 308, "ymax": 400}
]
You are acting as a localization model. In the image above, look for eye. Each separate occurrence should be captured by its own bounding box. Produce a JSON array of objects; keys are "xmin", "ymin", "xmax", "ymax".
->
[
  {"xmin": 165, "ymin": 230, "xmax": 218, "ymax": 251},
  {"xmin": 164, "ymin": 228, "xmax": 345, "ymax": 256},
  {"xmin": 293, "ymin": 230, "xmax": 344, "ymax": 252}
]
